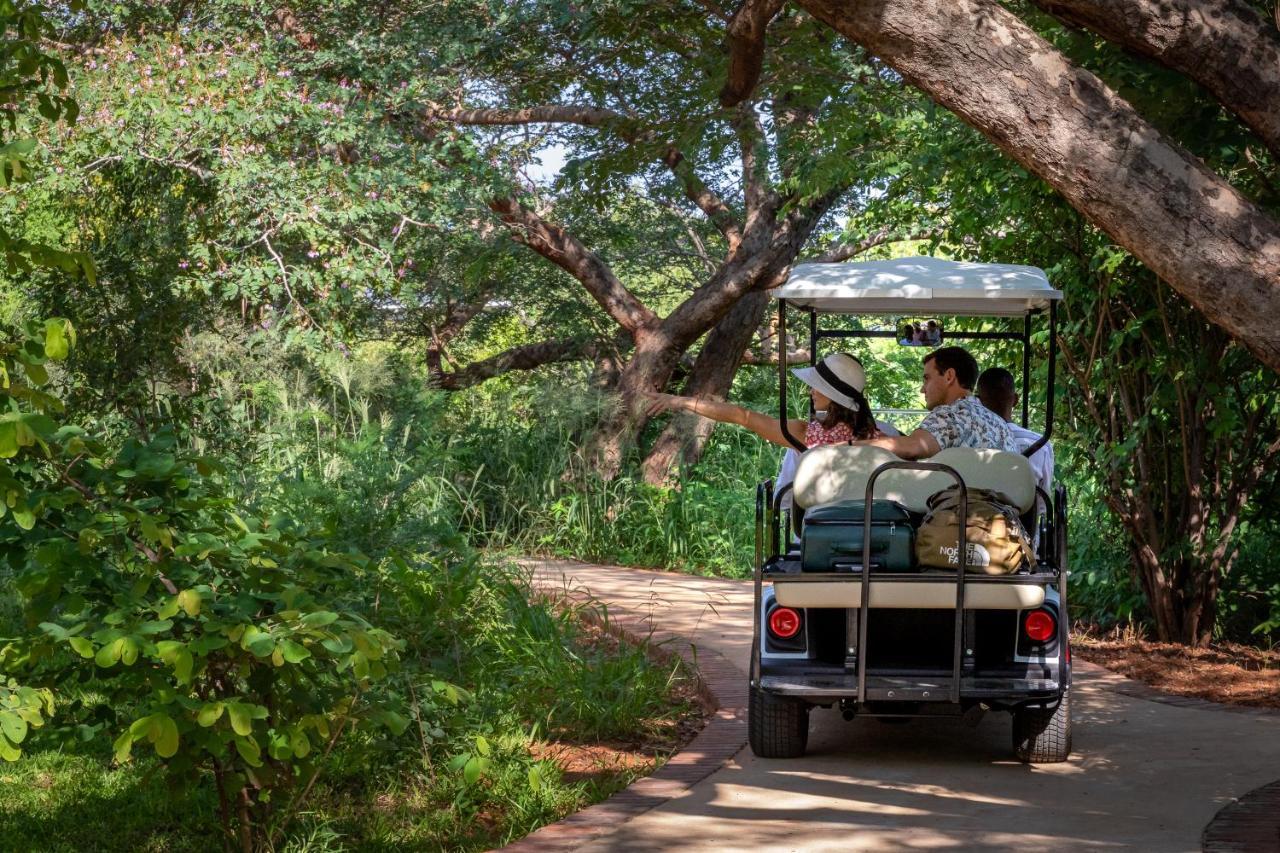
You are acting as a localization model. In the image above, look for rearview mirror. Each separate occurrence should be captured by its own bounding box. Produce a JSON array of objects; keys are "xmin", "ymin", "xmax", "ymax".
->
[{"xmin": 897, "ymin": 319, "xmax": 943, "ymax": 347}]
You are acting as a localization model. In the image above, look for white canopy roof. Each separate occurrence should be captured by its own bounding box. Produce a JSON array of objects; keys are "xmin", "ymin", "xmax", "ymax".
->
[{"xmin": 774, "ymin": 256, "xmax": 1062, "ymax": 316}]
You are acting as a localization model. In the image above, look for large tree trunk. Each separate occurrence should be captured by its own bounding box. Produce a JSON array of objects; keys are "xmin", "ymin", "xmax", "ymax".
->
[
  {"xmin": 796, "ymin": 0, "xmax": 1280, "ymax": 373},
  {"xmin": 640, "ymin": 290, "xmax": 770, "ymax": 485},
  {"xmin": 1032, "ymin": 0, "xmax": 1280, "ymax": 159}
]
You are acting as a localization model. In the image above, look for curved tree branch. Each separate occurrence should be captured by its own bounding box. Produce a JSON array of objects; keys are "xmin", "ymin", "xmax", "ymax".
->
[
  {"xmin": 798, "ymin": 0, "xmax": 1280, "ymax": 373},
  {"xmin": 488, "ymin": 197, "xmax": 660, "ymax": 336},
  {"xmin": 431, "ymin": 336, "xmax": 624, "ymax": 391}
]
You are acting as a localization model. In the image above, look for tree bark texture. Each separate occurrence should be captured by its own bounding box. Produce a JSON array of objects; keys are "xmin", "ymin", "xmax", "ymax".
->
[
  {"xmin": 640, "ymin": 290, "xmax": 770, "ymax": 485},
  {"xmin": 797, "ymin": 0, "xmax": 1280, "ymax": 374},
  {"xmin": 1033, "ymin": 0, "xmax": 1280, "ymax": 159}
]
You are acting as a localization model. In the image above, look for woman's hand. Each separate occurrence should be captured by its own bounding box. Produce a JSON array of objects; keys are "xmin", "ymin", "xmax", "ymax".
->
[{"xmin": 642, "ymin": 391, "xmax": 686, "ymax": 417}]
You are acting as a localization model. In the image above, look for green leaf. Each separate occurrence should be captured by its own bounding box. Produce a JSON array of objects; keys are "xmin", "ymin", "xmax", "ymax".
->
[
  {"xmin": 246, "ymin": 636, "xmax": 276, "ymax": 658},
  {"xmin": 43, "ymin": 319, "xmax": 71, "ymax": 360},
  {"xmin": 462, "ymin": 755, "xmax": 483, "ymax": 785},
  {"xmin": 12, "ymin": 504, "xmax": 35, "ymax": 530},
  {"xmin": 174, "ymin": 650, "xmax": 193, "ymax": 684},
  {"xmin": 153, "ymin": 715, "xmax": 179, "ymax": 758},
  {"xmin": 475, "ymin": 735, "xmax": 491, "ymax": 757},
  {"xmin": 68, "ymin": 636, "xmax": 94, "ymax": 658},
  {"xmin": 226, "ymin": 702, "xmax": 253, "ymax": 736},
  {"xmin": 0, "ymin": 422, "xmax": 17, "ymax": 458},
  {"xmin": 0, "ymin": 711, "xmax": 28, "ymax": 745},
  {"xmin": 119, "ymin": 636, "xmax": 140, "ymax": 666},
  {"xmin": 279, "ymin": 640, "xmax": 310, "ymax": 663},
  {"xmin": 177, "ymin": 589, "xmax": 201, "ymax": 617},
  {"xmin": 197, "ymin": 703, "xmax": 224, "ymax": 727},
  {"xmin": 157, "ymin": 596, "xmax": 180, "ymax": 620},
  {"xmin": 234, "ymin": 736, "xmax": 262, "ymax": 767},
  {"xmin": 24, "ymin": 361, "xmax": 47, "ymax": 386},
  {"xmin": 290, "ymin": 728, "xmax": 310, "ymax": 758},
  {"xmin": 300, "ymin": 611, "xmax": 339, "ymax": 628},
  {"xmin": 112, "ymin": 730, "xmax": 133, "ymax": 764},
  {"xmin": 95, "ymin": 637, "xmax": 123, "ymax": 668},
  {"xmin": 0, "ymin": 737, "xmax": 20, "ymax": 762}
]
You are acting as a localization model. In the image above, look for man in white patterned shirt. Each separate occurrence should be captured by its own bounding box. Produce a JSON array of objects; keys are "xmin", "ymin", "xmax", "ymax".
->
[{"xmin": 851, "ymin": 346, "xmax": 1017, "ymax": 459}]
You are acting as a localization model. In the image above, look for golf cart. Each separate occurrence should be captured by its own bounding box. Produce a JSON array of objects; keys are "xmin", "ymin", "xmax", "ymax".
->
[{"xmin": 751, "ymin": 256, "xmax": 1071, "ymax": 763}]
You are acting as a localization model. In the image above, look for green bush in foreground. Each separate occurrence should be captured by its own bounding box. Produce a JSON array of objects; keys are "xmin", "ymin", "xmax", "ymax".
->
[{"xmin": 0, "ymin": 323, "xmax": 411, "ymax": 850}]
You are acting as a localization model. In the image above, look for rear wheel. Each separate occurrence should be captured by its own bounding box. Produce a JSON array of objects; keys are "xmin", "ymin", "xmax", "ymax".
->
[
  {"xmin": 748, "ymin": 683, "xmax": 809, "ymax": 758},
  {"xmin": 1013, "ymin": 689, "xmax": 1072, "ymax": 763}
]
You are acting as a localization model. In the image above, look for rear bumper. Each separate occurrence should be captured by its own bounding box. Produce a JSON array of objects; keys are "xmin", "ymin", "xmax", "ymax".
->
[{"xmin": 759, "ymin": 672, "xmax": 1062, "ymax": 703}]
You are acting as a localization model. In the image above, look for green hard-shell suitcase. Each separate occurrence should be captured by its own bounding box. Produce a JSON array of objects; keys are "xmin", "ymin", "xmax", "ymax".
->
[{"xmin": 800, "ymin": 499, "xmax": 917, "ymax": 573}]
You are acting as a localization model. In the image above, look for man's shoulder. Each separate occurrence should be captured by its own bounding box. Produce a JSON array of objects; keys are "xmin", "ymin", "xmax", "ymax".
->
[{"xmin": 1009, "ymin": 422, "xmax": 1053, "ymax": 451}]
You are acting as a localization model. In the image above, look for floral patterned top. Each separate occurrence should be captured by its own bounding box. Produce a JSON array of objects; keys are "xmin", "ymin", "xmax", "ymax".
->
[{"xmin": 805, "ymin": 420, "xmax": 880, "ymax": 447}]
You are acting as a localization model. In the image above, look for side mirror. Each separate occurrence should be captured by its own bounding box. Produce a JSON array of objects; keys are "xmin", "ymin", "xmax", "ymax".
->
[{"xmin": 897, "ymin": 319, "xmax": 943, "ymax": 347}]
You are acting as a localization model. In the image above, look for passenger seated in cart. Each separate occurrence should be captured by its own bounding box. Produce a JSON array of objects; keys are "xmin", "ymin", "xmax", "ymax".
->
[
  {"xmin": 850, "ymin": 346, "xmax": 1018, "ymax": 458},
  {"xmin": 644, "ymin": 353, "xmax": 885, "ymax": 449},
  {"xmin": 976, "ymin": 367, "xmax": 1054, "ymax": 498}
]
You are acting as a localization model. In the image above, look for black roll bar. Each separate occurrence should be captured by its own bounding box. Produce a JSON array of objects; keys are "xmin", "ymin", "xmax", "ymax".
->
[
  {"xmin": 1023, "ymin": 300, "xmax": 1057, "ymax": 457},
  {"xmin": 860, "ymin": 461, "xmax": 969, "ymax": 706},
  {"xmin": 776, "ymin": 300, "xmax": 807, "ymax": 451},
  {"xmin": 1021, "ymin": 313, "xmax": 1032, "ymax": 428}
]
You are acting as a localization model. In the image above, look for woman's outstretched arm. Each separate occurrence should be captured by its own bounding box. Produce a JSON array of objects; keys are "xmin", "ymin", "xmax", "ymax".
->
[{"xmin": 644, "ymin": 392, "xmax": 807, "ymax": 448}]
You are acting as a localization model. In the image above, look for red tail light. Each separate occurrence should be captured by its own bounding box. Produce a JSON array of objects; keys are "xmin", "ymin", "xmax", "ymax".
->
[
  {"xmin": 1024, "ymin": 609, "xmax": 1057, "ymax": 643},
  {"xmin": 768, "ymin": 607, "xmax": 802, "ymax": 639}
]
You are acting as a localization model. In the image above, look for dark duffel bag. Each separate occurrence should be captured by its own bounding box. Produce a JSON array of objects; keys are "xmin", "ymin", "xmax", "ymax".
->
[{"xmin": 800, "ymin": 499, "xmax": 916, "ymax": 573}]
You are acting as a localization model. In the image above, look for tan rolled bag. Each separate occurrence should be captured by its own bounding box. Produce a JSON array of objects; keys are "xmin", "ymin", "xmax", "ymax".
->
[{"xmin": 915, "ymin": 486, "xmax": 1035, "ymax": 575}]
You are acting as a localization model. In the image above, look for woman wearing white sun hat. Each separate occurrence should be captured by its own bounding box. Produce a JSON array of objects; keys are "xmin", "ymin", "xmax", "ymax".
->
[{"xmin": 643, "ymin": 352, "xmax": 885, "ymax": 449}]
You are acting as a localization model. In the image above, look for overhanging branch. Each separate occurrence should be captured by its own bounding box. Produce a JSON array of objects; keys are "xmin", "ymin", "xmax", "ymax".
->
[
  {"xmin": 430, "ymin": 336, "xmax": 625, "ymax": 390},
  {"xmin": 488, "ymin": 197, "xmax": 660, "ymax": 335}
]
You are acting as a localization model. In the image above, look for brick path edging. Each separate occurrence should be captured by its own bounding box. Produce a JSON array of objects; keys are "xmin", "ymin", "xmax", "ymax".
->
[
  {"xmin": 1202, "ymin": 778, "xmax": 1280, "ymax": 852},
  {"xmin": 496, "ymin": 572, "xmax": 749, "ymax": 852}
]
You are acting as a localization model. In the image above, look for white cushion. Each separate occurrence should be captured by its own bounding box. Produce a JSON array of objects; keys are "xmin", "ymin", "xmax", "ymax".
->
[
  {"xmin": 792, "ymin": 445, "xmax": 897, "ymax": 509},
  {"xmin": 791, "ymin": 444, "xmax": 1037, "ymax": 513},
  {"xmin": 932, "ymin": 447, "xmax": 1037, "ymax": 513}
]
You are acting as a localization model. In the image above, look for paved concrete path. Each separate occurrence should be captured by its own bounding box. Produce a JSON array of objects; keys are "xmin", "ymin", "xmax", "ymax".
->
[{"xmin": 523, "ymin": 557, "xmax": 1280, "ymax": 852}]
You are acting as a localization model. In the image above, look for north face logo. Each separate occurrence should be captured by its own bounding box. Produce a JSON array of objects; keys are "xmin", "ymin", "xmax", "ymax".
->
[{"xmin": 938, "ymin": 542, "xmax": 991, "ymax": 567}]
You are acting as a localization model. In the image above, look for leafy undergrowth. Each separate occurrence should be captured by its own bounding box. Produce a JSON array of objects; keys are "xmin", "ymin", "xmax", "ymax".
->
[
  {"xmin": 0, "ymin": 557, "xmax": 706, "ymax": 852},
  {"xmin": 1073, "ymin": 629, "xmax": 1280, "ymax": 709}
]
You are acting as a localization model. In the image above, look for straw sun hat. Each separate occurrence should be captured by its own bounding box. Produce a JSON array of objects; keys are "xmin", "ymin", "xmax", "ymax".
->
[{"xmin": 791, "ymin": 353, "xmax": 867, "ymax": 411}]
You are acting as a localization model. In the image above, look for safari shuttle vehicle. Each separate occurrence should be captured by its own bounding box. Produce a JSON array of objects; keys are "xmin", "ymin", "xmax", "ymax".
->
[{"xmin": 752, "ymin": 257, "xmax": 1071, "ymax": 763}]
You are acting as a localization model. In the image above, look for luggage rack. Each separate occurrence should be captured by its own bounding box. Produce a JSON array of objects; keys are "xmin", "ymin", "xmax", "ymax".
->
[{"xmin": 753, "ymin": 460, "xmax": 1068, "ymax": 708}]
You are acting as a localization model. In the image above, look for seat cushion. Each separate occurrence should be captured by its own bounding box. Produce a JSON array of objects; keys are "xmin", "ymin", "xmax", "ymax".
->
[
  {"xmin": 931, "ymin": 447, "xmax": 1037, "ymax": 513},
  {"xmin": 791, "ymin": 445, "xmax": 1037, "ymax": 513},
  {"xmin": 792, "ymin": 445, "xmax": 897, "ymax": 509}
]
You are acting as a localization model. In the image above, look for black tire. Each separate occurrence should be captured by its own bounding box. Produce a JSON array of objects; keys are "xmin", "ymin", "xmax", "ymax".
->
[
  {"xmin": 748, "ymin": 683, "xmax": 809, "ymax": 758},
  {"xmin": 1013, "ymin": 689, "xmax": 1072, "ymax": 763}
]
